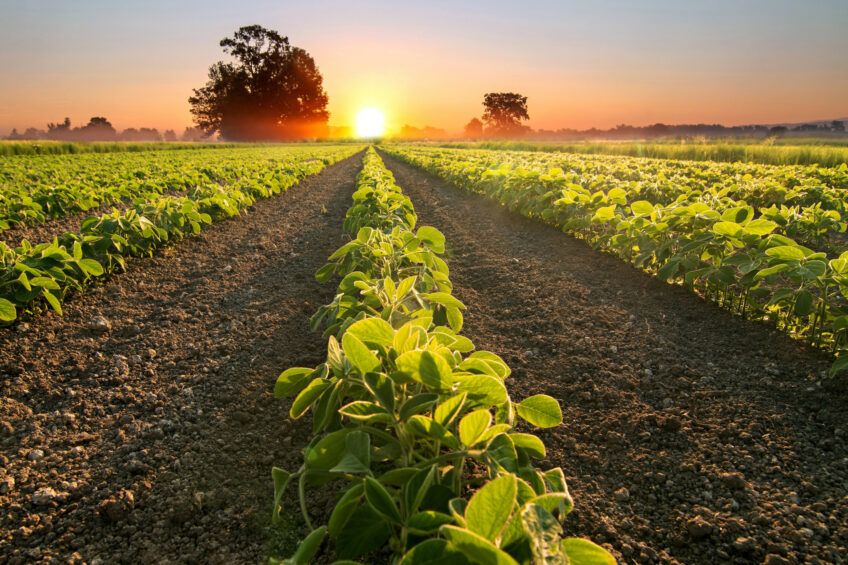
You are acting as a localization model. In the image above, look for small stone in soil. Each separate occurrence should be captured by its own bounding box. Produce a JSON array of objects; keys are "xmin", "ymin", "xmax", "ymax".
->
[
  {"xmin": 88, "ymin": 316, "xmax": 111, "ymax": 333},
  {"xmin": 685, "ymin": 516, "xmax": 712, "ymax": 539}
]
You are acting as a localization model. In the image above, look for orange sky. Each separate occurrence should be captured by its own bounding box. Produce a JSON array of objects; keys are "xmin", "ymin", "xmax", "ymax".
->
[{"xmin": 1, "ymin": 1, "xmax": 846, "ymax": 136}]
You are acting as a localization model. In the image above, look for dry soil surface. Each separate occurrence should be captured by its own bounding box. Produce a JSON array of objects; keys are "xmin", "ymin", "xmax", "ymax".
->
[{"xmin": 0, "ymin": 153, "xmax": 363, "ymax": 565}]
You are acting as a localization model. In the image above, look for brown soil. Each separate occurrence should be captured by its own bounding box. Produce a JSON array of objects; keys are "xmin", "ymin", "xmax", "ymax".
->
[
  {"xmin": 0, "ymin": 153, "xmax": 363, "ymax": 565},
  {"xmin": 379, "ymin": 151, "xmax": 848, "ymax": 565}
]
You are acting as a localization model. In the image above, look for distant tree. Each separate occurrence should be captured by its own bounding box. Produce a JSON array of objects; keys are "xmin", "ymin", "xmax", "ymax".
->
[
  {"xmin": 181, "ymin": 126, "xmax": 207, "ymax": 141},
  {"xmin": 163, "ymin": 129, "xmax": 177, "ymax": 142},
  {"xmin": 482, "ymin": 93, "xmax": 529, "ymax": 137},
  {"xmin": 769, "ymin": 125, "xmax": 788, "ymax": 137},
  {"xmin": 77, "ymin": 117, "xmax": 117, "ymax": 141},
  {"xmin": 188, "ymin": 25, "xmax": 330, "ymax": 140},
  {"xmin": 47, "ymin": 117, "xmax": 72, "ymax": 140},
  {"xmin": 464, "ymin": 117, "xmax": 483, "ymax": 138},
  {"xmin": 832, "ymin": 120, "xmax": 845, "ymax": 132}
]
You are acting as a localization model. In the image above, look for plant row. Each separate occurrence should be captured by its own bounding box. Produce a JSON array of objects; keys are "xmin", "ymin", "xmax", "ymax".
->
[
  {"xmin": 380, "ymin": 145, "xmax": 848, "ymax": 377},
  {"xmin": 0, "ymin": 145, "xmax": 362, "ymax": 324},
  {"xmin": 387, "ymin": 144, "xmax": 848, "ymax": 251},
  {"xmin": 271, "ymin": 147, "xmax": 617, "ymax": 564},
  {"xmin": 0, "ymin": 145, "xmax": 345, "ymax": 230},
  {"xmin": 439, "ymin": 139, "xmax": 848, "ymax": 169}
]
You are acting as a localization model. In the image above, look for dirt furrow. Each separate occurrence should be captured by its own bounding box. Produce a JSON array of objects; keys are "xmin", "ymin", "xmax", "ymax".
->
[
  {"xmin": 380, "ymin": 151, "xmax": 848, "ymax": 565},
  {"xmin": 0, "ymin": 153, "xmax": 363, "ymax": 565}
]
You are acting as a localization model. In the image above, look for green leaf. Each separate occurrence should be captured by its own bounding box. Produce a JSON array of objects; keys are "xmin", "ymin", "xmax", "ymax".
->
[
  {"xmin": 316, "ymin": 263, "xmax": 336, "ymax": 283},
  {"xmin": 509, "ymin": 433, "xmax": 546, "ymax": 458},
  {"xmin": 290, "ymin": 378, "xmax": 331, "ymax": 419},
  {"xmin": 305, "ymin": 428, "xmax": 352, "ymax": 470},
  {"xmin": 400, "ymin": 539, "xmax": 470, "ymax": 565},
  {"xmin": 630, "ymin": 200, "xmax": 654, "ymax": 216},
  {"xmin": 459, "ymin": 409, "xmax": 491, "ymax": 447},
  {"xmin": 465, "ymin": 474, "xmax": 516, "ymax": 542},
  {"xmin": 561, "ymin": 538, "xmax": 617, "ymax": 565},
  {"xmin": 78, "ymin": 258, "xmax": 104, "ymax": 276},
  {"xmin": 417, "ymin": 226, "xmax": 446, "ymax": 253},
  {"xmin": 403, "ymin": 465, "xmax": 436, "ymax": 517},
  {"xmin": 399, "ymin": 393, "xmax": 439, "ymax": 421},
  {"xmin": 766, "ymin": 245, "xmax": 805, "ymax": 261},
  {"xmin": 346, "ymin": 317, "xmax": 395, "ymax": 347},
  {"xmin": 712, "ymin": 221, "xmax": 742, "ymax": 237},
  {"xmin": 427, "ymin": 292, "xmax": 466, "ymax": 310},
  {"xmin": 271, "ymin": 467, "xmax": 291, "ymax": 522},
  {"xmin": 275, "ymin": 367, "xmax": 315, "ymax": 397},
  {"xmin": 17, "ymin": 272, "xmax": 31, "ymax": 291},
  {"xmin": 330, "ymin": 431, "xmax": 371, "ymax": 474},
  {"xmin": 43, "ymin": 290, "xmax": 62, "ymax": 315},
  {"xmin": 408, "ymin": 415, "xmax": 460, "ymax": 449},
  {"xmin": 744, "ymin": 218, "xmax": 777, "ymax": 236},
  {"xmin": 336, "ymin": 505, "xmax": 391, "ymax": 560},
  {"xmin": 288, "ymin": 526, "xmax": 327, "ymax": 565},
  {"xmin": 342, "ymin": 332, "xmax": 381, "ymax": 374},
  {"xmin": 407, "ymin": 511, "xmax": 455, "ymax": 535},
  {"xmin": 794, "ymin": 290, "xmax": 815, "ymax": 317},
  {"xmin": 328, "ymin": 483, "xmax": 365, "ymax": 537},
  {"xmin": 592, "ymin": 205, "xmax": 615, "ymax": 222},
  {"xmin": 0, "ymin": 298, "xmax": 16, "ymax": 322},
  {"xmin": 517, "ymin": 395, "xmax": 562, "ymax": 428},
  {"xmin": 434, "ymin": 392, "xmax": 467, "ymax": 427},
  {"xmin": 522, "ymin": 504, "xmax": 565, "ymax": 564},
  {"xmin": 439, "ymin": 525, "xmax": 520, "ymax": 565},
  {"xmin": 338, "ymin": 400, "xmax": 389, "ymax": 422},
  {"xmin": 755, "ymin": 263, "xmax": 789, "ymax": 280},
  {"xmin": 454, "ymin": 374, "xmax": 508, "ymax": 407},
  {"xmin": 30, "ymin": 276, "xmax": 60, "ymax": 290},
  {"xmin": 364, "ymin": 477, "xmax": 401, "ymax": 523},
  {"xmin": 486, "ymin": 434, "xmax": 519, "ymax": 474},
  {"xmin": 830, "ymin": 356, "xmax": 848, "ymax": 378},
  {"xmin": 364, "ymin": 372, "xmax": 396, "ymax": 413},
  {"xmin": 396, "ymin": 350, "xmax": 453, "ymax": 390}
]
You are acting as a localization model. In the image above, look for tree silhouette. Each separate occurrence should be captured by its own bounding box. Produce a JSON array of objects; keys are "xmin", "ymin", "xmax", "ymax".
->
[
  {"xmin": 482, "ymin": 93, "xmax": 529, "ymax": 137},
  {"xmin": 189, "ymin": 25, "xmax": 330, "ymax": 140},
  {"xmin": 464, "ymin": 117, "xmax": 483, "ymax": 138}
]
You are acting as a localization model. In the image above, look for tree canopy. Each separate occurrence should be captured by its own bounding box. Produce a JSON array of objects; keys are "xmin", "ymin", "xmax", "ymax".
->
[
  {"xmin": 482, "ymin": 92, "xmax": 529, "ymax": 137},
  {"xmin": 189, "ymin": 25, "xmax": 330, "ymax": 140}
]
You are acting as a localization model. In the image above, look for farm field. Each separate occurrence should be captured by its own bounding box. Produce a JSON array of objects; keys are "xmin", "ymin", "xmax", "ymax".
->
[
  {"xmin": 0, "ymin": 143, "xmax": 846, "ymax": 565},
  {"xmin": 381, "ymin": 144, "xmax": 848, "ymax": 377}
]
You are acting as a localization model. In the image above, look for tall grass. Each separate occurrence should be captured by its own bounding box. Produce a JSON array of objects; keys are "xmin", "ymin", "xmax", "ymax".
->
[{"xmin": 438, "ymin": 140, "xmax": 848, "ymax": 168}]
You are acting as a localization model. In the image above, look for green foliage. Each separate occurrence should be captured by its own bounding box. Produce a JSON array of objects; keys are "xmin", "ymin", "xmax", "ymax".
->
[
  {"xmin": 381, "ymin": 144, "xmax": 848, "ymax": 378},
  {"xmin": 0, "ymin": 145, "xmax": 363, "ymax": 324},
  {"xmin": 272, "ymin": 148, "xmax": 615, "ymax": 564}
]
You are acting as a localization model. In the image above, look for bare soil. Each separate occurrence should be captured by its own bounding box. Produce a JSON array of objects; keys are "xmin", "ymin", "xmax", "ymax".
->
[
  {"xmin": 0, "ymin": 153, "xmax": 363, "ymax": 565},
  {"xmin": 379, "ymin": 151, "xmax": 848, "ymax": 565}
]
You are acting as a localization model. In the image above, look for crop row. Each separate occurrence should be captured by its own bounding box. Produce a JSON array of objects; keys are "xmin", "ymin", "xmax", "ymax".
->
[
  {"xmin": 439, "ymin": 140, "xmax": 848, "ymax": 169},
  {"xmin": 0, "ymin": 146, "xmax": 346, "ymax": 230},
  {"xmin": 271, "ymin": 148, "xmax": 616, "ymax": 564},
  {"xmin": 0, "ymin": 145, "xmax": 362, "ymax": 324},
  {"xmin": 388, "ymin": 145, "xmax": 848, "ymax": 251},
  {"xmin": 380, "ymin": 145, "xmax": 848, "ymax": 377}
]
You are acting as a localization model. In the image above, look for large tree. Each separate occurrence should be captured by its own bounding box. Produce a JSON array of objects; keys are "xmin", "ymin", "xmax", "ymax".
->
[
  {"xmin": 482, "ymin": 92, "xmax": 529, "ymax": 137},
  {"xmin": 189, "ymin": 25, "xmax": 330, "ymax": 140}
]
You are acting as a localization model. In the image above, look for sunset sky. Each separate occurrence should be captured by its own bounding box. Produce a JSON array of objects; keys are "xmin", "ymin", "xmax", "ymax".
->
[{"xmin": 1, "ymin": 0, "xmax": 846, "ymax": 136}]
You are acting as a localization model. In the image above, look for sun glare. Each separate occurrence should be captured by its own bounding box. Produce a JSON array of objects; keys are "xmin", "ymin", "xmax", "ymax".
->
[{"xmin": 356, "ymin": 107, "xmax": 385, "ymax": 138}]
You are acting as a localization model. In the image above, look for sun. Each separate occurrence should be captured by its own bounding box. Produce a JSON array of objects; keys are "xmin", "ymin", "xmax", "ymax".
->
[{"xmin": 356, "ymin": 107, "xmax": 385, "ymax": 138}]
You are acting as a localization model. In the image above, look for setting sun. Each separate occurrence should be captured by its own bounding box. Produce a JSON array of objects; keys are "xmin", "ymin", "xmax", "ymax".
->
[{"xmin": 355, "ymin": 107, "xmax": 385, "ymax": 138}]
